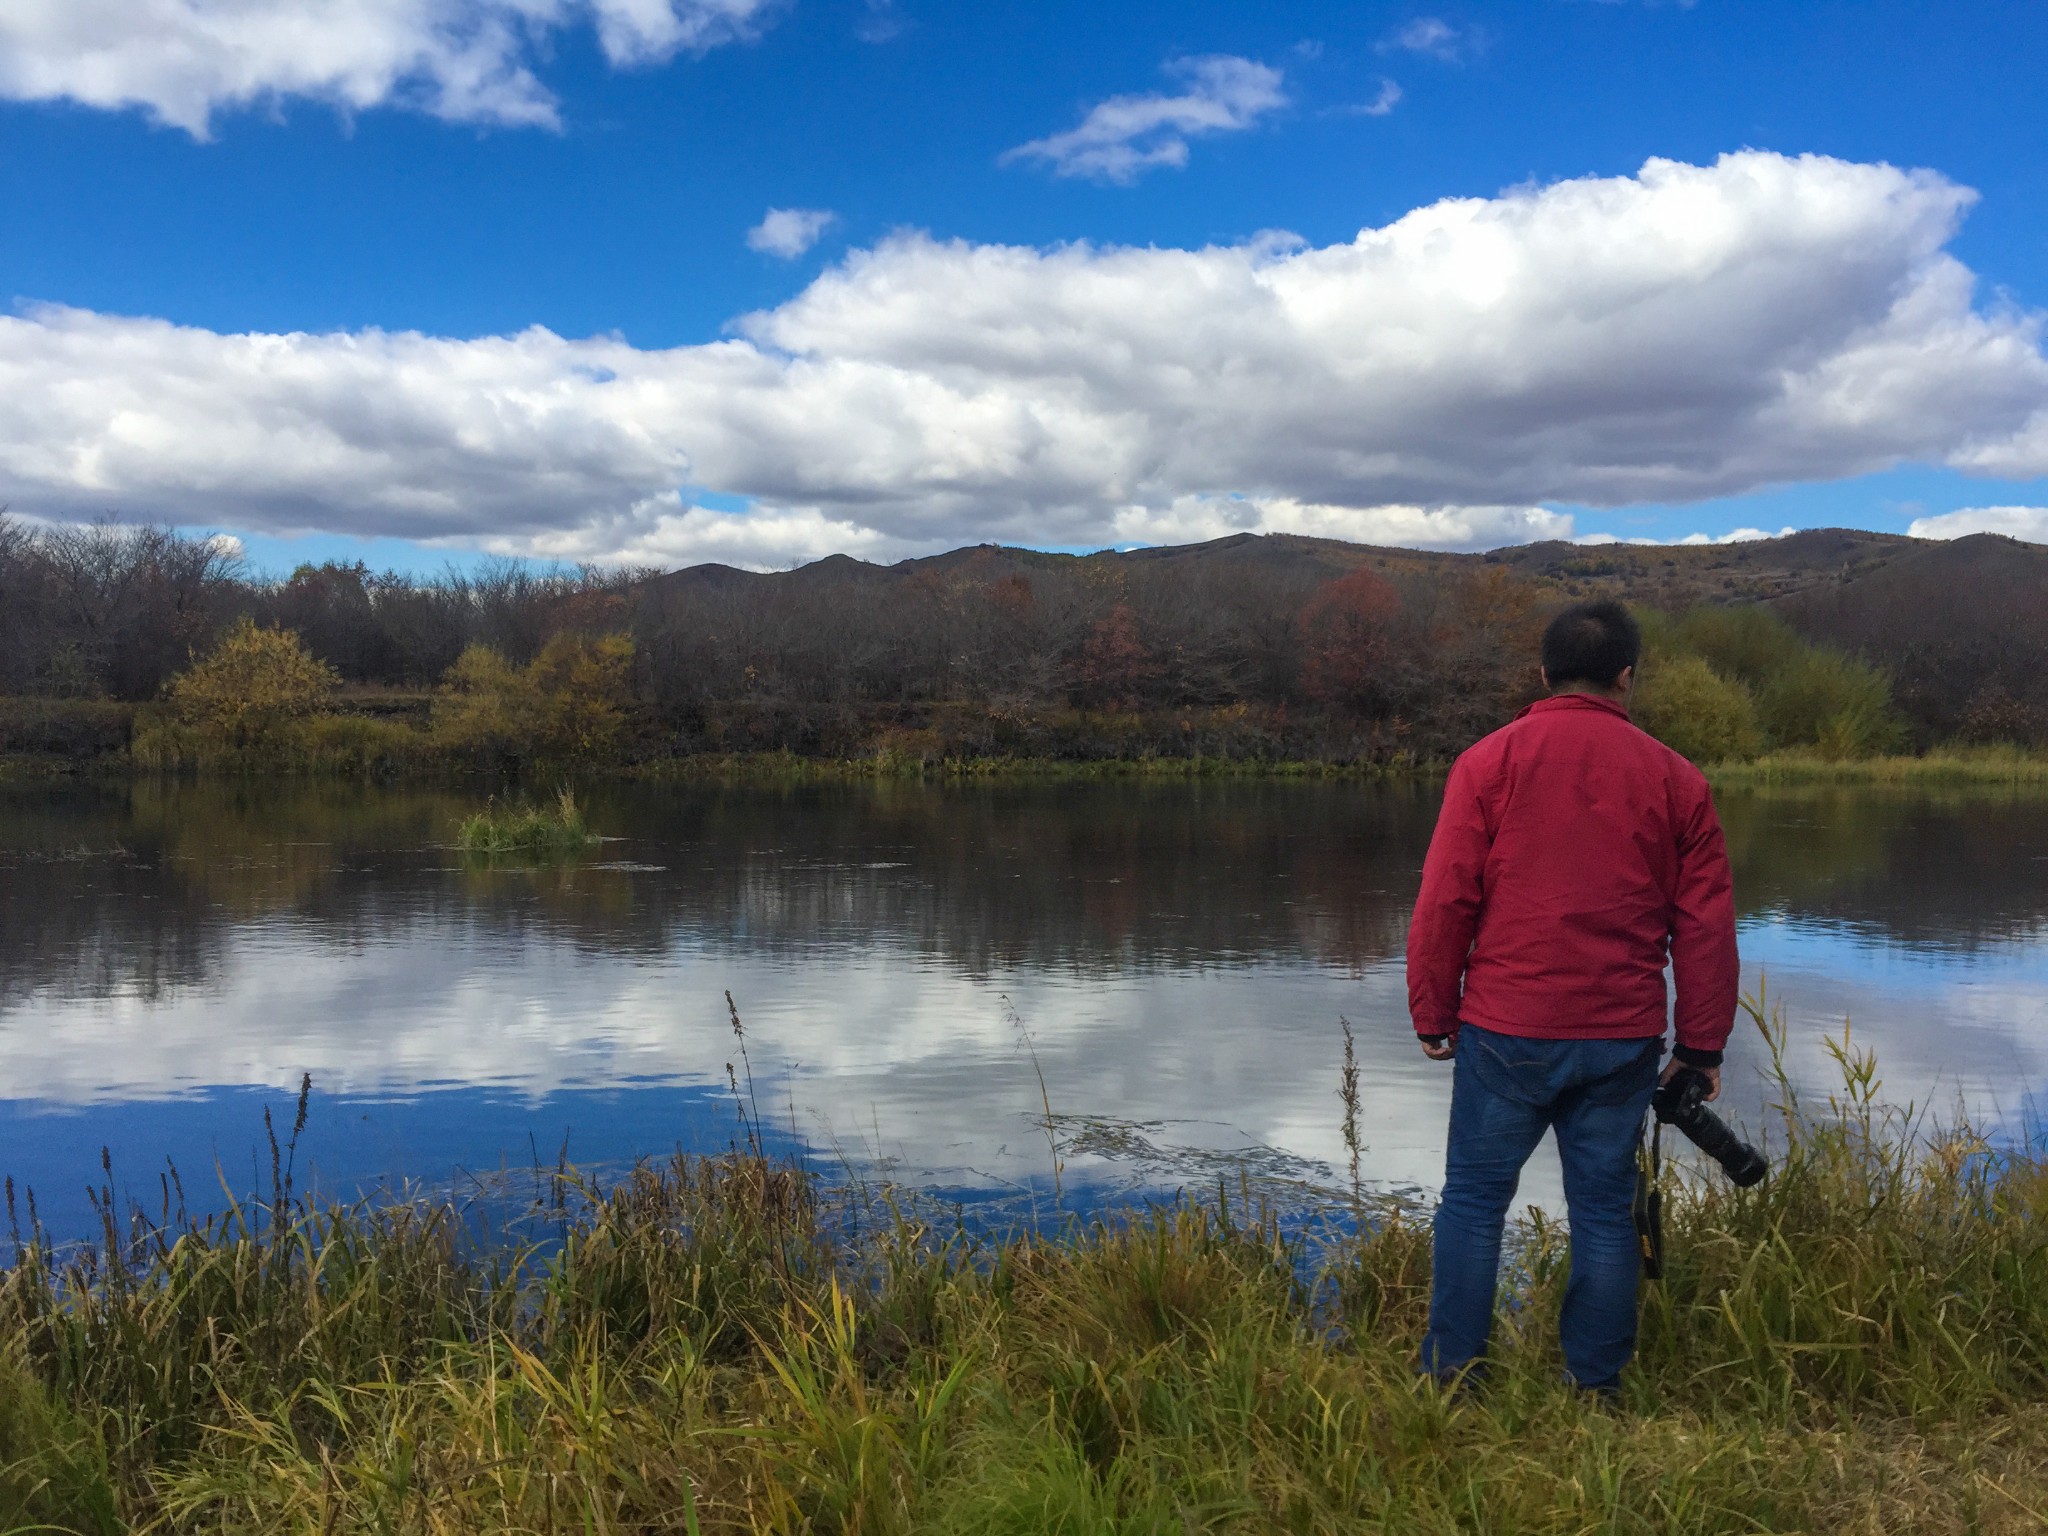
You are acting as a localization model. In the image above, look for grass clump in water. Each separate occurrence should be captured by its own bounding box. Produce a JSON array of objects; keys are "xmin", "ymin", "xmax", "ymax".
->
[
  {"xmin": 3, "ymin": 1005, "xmax": 2046, "ymax": 1533},
  {"xmin": 456, "ymin": 786, "xmax": 596, "ymax": 856}
]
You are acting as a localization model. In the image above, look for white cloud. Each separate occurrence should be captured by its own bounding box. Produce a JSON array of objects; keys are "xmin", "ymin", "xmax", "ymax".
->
[
  {"xmin": 1907, "ymin": 505, "xmax": 2048, "ymax": 544},
  {"xmin": 1346, "ymin": 79, "xmax": 1402, "ymax": 117},
  {"xmin": 853, "ymin": 0, "xmax": 903, "ymax": 44},
  {"xmin": 746, "ymin": 207, "xmax": 837, "ymax": 259},
  {"xmin": 3, "ymin": 153, "xmax": 2047, "ymax": 569},
  {"xmin": 1383, "ymin": 17, "xmax": 1472, "ymax": 61},
  {"xmin": 1109, "ymin": 496, "xmax": 1570, "ymax": 552},
  {"xmin": 498, "ymin": 497, "xmax": 908, "ymax": 568},
  {"xmin": 0, "ymin": 0, "xmax": 777, "ymax": 137},
  {"xmin": 1574, "ymin": 525, "xmax": 1798, "ymax": 547},
  {"xmin": 1001, "ymin": 55, "xmax": 1286, "ymax": 184},
  {"xmin": 497, "ymin": 497, "xmax": 1576, "ymax": 569}
]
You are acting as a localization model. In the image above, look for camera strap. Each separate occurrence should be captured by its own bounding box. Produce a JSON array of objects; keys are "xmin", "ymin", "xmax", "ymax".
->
[{"xmin": 1633, "ymin": 1113, "xmax": 1665, "ymax": 1281}]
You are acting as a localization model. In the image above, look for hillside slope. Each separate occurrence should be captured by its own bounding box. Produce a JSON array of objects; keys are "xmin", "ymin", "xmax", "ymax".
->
[
  {"xmin": 649, "ymin": 527, "xmax": 1926, "ymax": 607},
  {"xmin": 1771, "ymin": 534, "xmax": 2048, "ymax": 742},
  {"xmin": 641, "ymin": 527, "xmax": 2044, "ymax": 746}
]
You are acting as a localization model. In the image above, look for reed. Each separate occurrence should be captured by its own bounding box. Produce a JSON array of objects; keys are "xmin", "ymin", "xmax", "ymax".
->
[
  {"xmin": 2, "ymin": 1007, "xmax": 2044, "ymax": 1533},
  {"xmin": 455, "ymin": 786, "xmax": 596, "ymax": 856}
]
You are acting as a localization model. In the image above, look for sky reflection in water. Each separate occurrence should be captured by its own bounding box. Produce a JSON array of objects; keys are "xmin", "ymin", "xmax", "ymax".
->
[{"xmin": 1, "ymin": 780, "xmax": 2044, "ymax": 1239}]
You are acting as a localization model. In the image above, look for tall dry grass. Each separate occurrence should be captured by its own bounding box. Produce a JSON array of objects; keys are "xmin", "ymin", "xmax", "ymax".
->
[{"xmin": 2, "ymin": 1003, "xmax": 2044, "ymax": 1534}]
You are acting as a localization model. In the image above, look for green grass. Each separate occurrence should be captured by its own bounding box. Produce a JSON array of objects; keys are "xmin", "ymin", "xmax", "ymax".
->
[
  {"xmin": 1707, "ymin": 745, "xmax": 2048, "ymax": 787},
  {"xmin": 2, "ymin": 1003, "xmax": 2045, "ymax": 1533},
  {"xmin": 456, "ymin": 786, "xmax": 597, "ymax": 856}
]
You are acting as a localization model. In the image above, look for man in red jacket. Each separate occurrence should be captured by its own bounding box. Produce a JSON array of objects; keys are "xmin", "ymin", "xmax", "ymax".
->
[{"xmin": 1407, "ymin": 600, "xmax": 1737, "ymax": 1393}]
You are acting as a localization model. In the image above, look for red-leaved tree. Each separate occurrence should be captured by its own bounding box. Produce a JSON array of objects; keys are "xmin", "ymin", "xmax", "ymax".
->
[
  {"xmin": 1299, "ymin": 568, "xmax": 1403, "ymax": 715},
  {"xmin": 1073, "ymin": 602, "xmax": 1161, "ymax": 708}
]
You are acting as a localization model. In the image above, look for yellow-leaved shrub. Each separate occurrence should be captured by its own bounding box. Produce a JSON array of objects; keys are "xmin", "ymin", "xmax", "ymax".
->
[
  {"xmin": 1633, "ymin": 653, "xmax": 1763, "ymax": 765},
  {"xmin": 434, "ymin": 631, "xmax": 635, "ymax": 761},
  {"xmin": 165, "ymin": 619, "xmax": 337, "ymax": 753}
]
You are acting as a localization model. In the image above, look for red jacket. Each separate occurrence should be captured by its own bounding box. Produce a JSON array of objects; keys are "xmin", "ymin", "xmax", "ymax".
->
[{"xmin": 1406, "ymin": 693, "xmax": 1739, "ymax": 1064}]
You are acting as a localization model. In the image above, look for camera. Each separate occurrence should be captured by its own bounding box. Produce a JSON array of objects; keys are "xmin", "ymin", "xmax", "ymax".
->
[{"xmin": 1652, "ymin": 1067, "xmax": 1767, "ymax": 1187}]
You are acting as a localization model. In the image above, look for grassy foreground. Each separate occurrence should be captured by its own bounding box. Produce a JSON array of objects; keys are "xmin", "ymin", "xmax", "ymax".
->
[{"xmin": 3, "ymin": 1018, "xmax": 2046, "ymax": 1534}]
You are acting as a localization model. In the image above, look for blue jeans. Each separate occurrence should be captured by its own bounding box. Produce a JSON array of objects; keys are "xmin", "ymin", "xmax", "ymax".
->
[{"xmin": 1421, "ymin": 1022, "xmax": 1661, "ymax": 1391}]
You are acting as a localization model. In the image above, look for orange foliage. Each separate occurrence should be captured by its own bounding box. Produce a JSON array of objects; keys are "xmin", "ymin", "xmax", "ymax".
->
[
  {"xmin": 1299, "ymin": 569, "xmax": 1403, "ymax": 713},
  {"xmin": 1074, "ymin": 602, "xmax": 1161, "ymax": 708},
  {"xmin": 988, "ymin": 574, "xmax": 1035, "ymax": 620}
]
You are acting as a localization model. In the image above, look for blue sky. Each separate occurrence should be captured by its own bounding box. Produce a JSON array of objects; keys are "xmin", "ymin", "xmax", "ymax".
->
[{"xmin": 4, "ymin": 0, "xmax": 2047, "ymax": 573}]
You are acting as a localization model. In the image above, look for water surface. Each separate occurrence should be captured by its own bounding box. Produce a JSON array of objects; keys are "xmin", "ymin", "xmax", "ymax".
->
[{"xmin": 3, "ymin": 779, "xmax": 2044, "ymax": 1237}]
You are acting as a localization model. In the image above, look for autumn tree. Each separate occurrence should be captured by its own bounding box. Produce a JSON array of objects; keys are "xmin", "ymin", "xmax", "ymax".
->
[
  {"xmin": 1633, "ymin": 654, "xmax": 1762, "ymax": 764},
  {"xmin": 1413, "ymin": 567, "xmax": 1549, "ymax": 749},
  {"xmin": 1072, "ymin": 603, "xmax": 1161, "ymax": 708},
  {"xmin": 528, "ymin": 630, "xmax": 637, "ymax": 754},
  {"xmin": 435, "ymin": 631, "xmax": 637, "ymax": 760},
  {"xmin": 987, "ymin": 574, "xmax": 1035, "ymax": 622},
  {"xmin": 433, "ymin": 644, "xmax": 534, "ymax": 757},
  {"xmin": 167, "ymin": 618, "xmax": 338, "ymax": 751},
  {"xmin": 1298, "ymin": 569, "xmax": 1403, "ymax": 714},
  {"xmin": 1757, "ymin": 648, "xmax": 1904, "ymax": 759}
]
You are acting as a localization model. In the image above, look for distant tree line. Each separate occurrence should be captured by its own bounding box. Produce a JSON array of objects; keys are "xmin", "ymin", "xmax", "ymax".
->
[{"xmin": 1, "ymin": 515, "xmax": 2035, "ymax": 769}]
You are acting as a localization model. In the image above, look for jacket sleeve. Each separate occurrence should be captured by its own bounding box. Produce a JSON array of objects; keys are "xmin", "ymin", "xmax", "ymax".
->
[
  {"xmin": 1406, "ymin": 752, "xmax": 1491, "ymax": 1037},
  {"xmin": 1669, "ymin": 782, "xmax": 1739, "ymax": 1065}
]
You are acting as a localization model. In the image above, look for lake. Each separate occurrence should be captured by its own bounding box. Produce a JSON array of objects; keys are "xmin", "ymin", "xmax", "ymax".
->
[{"xmin": 2, "ymin": 777, "xmax": 2045, "ymax": 1238}]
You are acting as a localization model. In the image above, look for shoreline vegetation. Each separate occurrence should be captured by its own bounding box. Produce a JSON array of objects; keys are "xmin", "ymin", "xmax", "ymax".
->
[
  {"xmin": 4, "ymin": 519, "xmax": 2045, "ymax": 790},
  {"xmin": 1704, "ymin": 746, "xmax": 2048, "ymax": 787},
  {"xmin": 5, "ymin": 697, "xmax": 2045, "ymax": 791},
  {"xmin": 3, "ymin": 1010, "xmax": 2045, "ymax": 1533}
]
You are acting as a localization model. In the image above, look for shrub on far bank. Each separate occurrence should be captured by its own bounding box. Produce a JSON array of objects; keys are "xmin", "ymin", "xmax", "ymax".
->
[
  {"xmin": 131, "ymin": 621, "xmax": 444, "ymax": 774},
  {"xmin": 1633, "ymin": 653, "xmax": 1763, "ymax": 765},
  {"xmin": 127, "ymin": 625, "xmax": 640, "ymax": 776},
  {"xmin": 0, "ymin": 698, "xmax": 133, "ymax": 760},
  {"xmin": 131, "ymin": 709, "xmax": 435, "ymax": 776},
  {"xmin": 1638, "ymin": 606, "xmax": 1907, "ymax": 765},
  {"xmin": 1657, "ymin": 603, "xmax": 1796, "ymax": 691},
  {"xmin": 74, "ymin": 599, "xmax": 2014, "ymax": 779},
  {"xmin": 1758, "ymin": 647, "xmax": 1907, "ymax": 760},
  {"xmin": 164, "ymin": 618, "xmax": 338, "ymax": 753},
  {"xmin": 433, "ymin": 631, "xmax": 636, "ymax": 763}
]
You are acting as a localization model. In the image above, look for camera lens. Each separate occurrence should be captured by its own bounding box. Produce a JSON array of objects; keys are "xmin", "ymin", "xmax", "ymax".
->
[{"xmin": 1655, "ymin": 1068, "xmax": 1767, "ymax": 1187}]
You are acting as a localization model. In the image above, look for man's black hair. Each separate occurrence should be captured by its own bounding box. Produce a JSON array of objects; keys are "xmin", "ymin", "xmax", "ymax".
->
[{"xmin": 1542, "ymin": 600, "xmax": 1641, "ymax": 690}]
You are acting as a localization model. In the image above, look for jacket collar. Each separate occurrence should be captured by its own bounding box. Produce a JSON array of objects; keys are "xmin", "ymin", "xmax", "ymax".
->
[{"xmin": 1512, "ymin": 692, "xmax": 1632, "ymax": 723}]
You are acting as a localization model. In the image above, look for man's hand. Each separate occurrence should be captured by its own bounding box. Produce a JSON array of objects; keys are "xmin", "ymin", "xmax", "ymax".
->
[
  {"xmin": 1660, "ymin": 1058, "xmax": 1721, "ymax": 1101},
  {"xmin": 1419, "ymin": 1034, "xmax": 1456, "ymax": 1061}
]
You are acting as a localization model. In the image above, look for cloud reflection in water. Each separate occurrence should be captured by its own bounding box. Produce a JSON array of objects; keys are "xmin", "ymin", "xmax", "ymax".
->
[{"xmin": 1, "ymin": 780, "xmax": 2044, "ymax": 1233}]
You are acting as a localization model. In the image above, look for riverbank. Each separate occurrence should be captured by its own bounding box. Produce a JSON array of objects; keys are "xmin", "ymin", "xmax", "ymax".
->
[
  {"xmin": 629, "ymin": 748, "xmax": 1430, "ymax": 782},
  {"xmin": 1706, "ymin": 746, "xmax": 2048, "ymax": 787},
  {"xmin": 4, "ymin": 1026, "xmax": 2044, "ymax": 1534},
  {"xmin": 5, "ymin": 698, "xmax": 2046, "ymax": 794},
  {"xmin": 617, "ymin": 745, "xmax": 2048, "ymax": 787},
  {"xmin": 0, "ymin": 742, "xmax": 1436, "ymax": 787},
  {"xmin": 12, "ymin": 743, "xmax": 2048, "ymax": 793}
]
